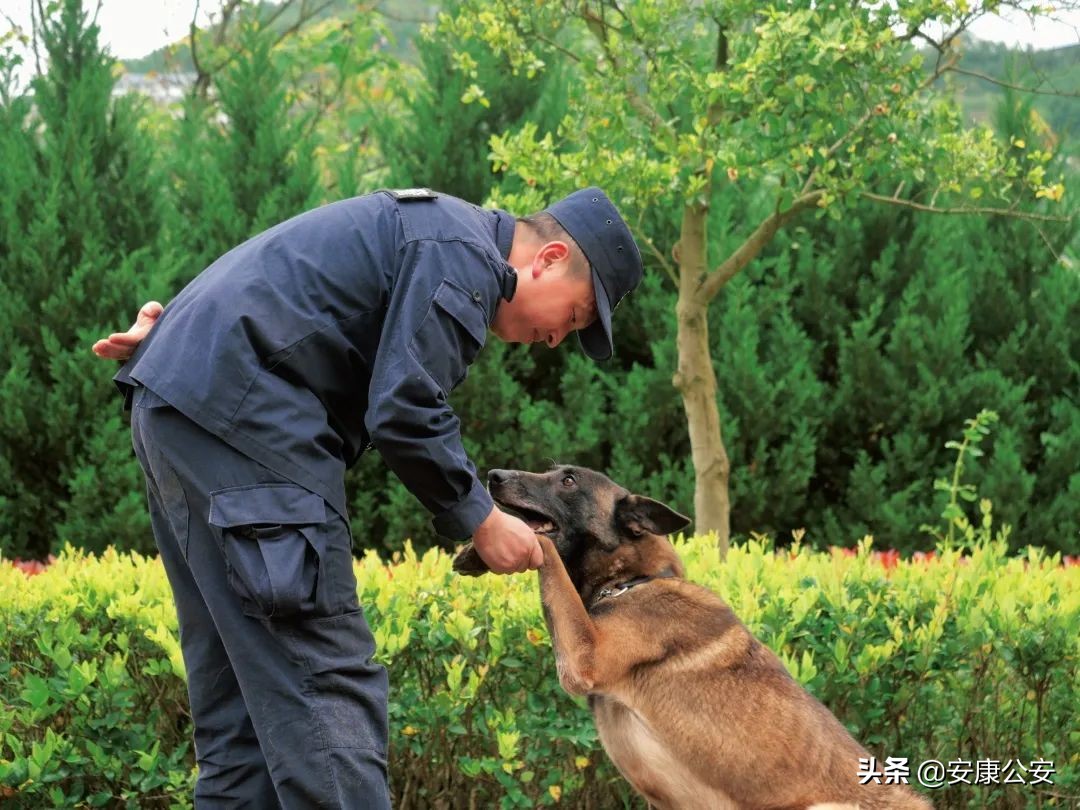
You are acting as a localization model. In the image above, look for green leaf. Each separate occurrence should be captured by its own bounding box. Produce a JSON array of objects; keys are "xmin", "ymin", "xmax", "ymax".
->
[{"xmin": 20, "ymin": 675, "xmax": 50, "ymax": 711}]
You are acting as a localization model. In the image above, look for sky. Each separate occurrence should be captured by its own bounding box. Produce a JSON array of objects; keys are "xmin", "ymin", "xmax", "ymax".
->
[{"xmin": 2, "ymin": 1, "xmax": 1078, "ymax": 65}]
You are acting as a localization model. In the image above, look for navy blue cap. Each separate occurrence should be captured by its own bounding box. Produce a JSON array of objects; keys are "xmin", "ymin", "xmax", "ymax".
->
[{"xmin": 544, "ymin": 187, "xmax": 643, "ymax": 361}]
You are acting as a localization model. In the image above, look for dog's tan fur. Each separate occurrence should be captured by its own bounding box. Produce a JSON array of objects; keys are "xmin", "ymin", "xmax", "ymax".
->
[{"xmin": 455, "ymin": 467, "xmax": 932, "ymax": 810}]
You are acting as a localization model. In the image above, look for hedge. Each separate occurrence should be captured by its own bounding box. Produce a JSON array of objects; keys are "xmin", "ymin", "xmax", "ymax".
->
[{"xmin": 1, "ymin": 535, "xmax": 1077, "ymax": 808}]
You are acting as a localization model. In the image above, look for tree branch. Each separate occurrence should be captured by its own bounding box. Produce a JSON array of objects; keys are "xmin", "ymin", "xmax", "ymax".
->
[
  {"xmin": 189, "ymin": 0, "xmax": 243, "ymax": 99},
  {"xmin": 270, "ymin": 0, "xmax": 339, "ymax": 48},
  {"xmin": 373, "ymin": 4, "xmax": 432, "ymax": 24},
  {"xmin": 705, "ymin": 22, "xmax": 729, "ymax": 127},
  {"xmin": 31, "ymin": 0, "xmax": 45, "ymax": 77},
  {"xmin": 580, "ymin": 7, "xmax": 671, "ymax": 138},
  {"xmin": 534, "ymin": 32, "xmax": 582, "ymax": 65},
  {"xmin": 215, "ymin": 0, "xmax": 242, "ymax": 45},
  {"xmin": 698, "ymin": 191, "xmax": 824, "ymax": 302},
  {"xmin": 946, "ymin": 65, "xmax": 1080, "ymax": 98},
  {"xmin": 189, "ymin": 0, "xmax": 339, "ymax": 100},
  {"xmin": 1032, "ymin": 222, "xmax": 1065, "ymax": 264},
  {"xmin": 860, "ymin": 192, "xmax": 1072, "ymax": 223},
  {"xmin": 637, "ymin": 226, "xmax": 677, "ymax": 286},
  {"xmin": 189, "ymin": 0, "xmax": 208, "ymax": 98},
  {"xmin": 800, "ymin": 47, "xmax": 958, "ymax": 197},
  {"xmin": 257, "ymin": 0, "xmax": 299, "ymax": 33}
]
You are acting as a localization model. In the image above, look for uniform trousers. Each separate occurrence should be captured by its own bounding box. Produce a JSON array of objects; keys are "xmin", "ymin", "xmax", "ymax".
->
[{"xmin": 130, "ymin": 384, "xmax": 390, "ymax": 809}]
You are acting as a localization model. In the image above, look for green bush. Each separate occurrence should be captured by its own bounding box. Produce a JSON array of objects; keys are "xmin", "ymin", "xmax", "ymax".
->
[
  {"xmin": 2, "ymin": 534, "xmax": 1076, "ymax": 808},
  {"xmin": 788, "ymin": 199, "xmax": 1080, "ymax": 555},
  {"xmin": 0, "ymin": 550, "xmax": 193, "ymax": 807}
]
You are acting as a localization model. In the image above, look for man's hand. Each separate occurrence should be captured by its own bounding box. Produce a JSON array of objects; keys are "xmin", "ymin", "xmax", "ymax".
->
[
  {"xmin": 471, "ymin": 507, "xmax": 544, "ymax": 574},
  {"xmin": 91, "ymin": 301, "xmax": 163, "ymax": 360}
]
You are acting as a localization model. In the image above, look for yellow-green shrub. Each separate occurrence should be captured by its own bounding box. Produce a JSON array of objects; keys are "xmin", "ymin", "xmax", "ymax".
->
[
  {"xmin": 0, "ymin": 549, "xmax": 192, "ymax": 808},
  {"xmin": 2, "ymin": 537, "xmax": 1077, "ymax": 808}
]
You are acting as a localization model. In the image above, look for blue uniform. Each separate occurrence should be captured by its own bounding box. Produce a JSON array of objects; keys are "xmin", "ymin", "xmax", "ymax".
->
[
  {"xmin": 118, "ymin": 190, "xmax": 519, "ymax": 808},
  {"xmin": 119, "ymin": 189, "xmax": 518, "ymax": 539}
]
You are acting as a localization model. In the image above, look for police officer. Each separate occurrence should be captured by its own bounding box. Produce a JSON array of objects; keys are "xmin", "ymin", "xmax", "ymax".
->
[{"xmin": 92, "ymin": 187, "xmax": 643, "ymax": 808}]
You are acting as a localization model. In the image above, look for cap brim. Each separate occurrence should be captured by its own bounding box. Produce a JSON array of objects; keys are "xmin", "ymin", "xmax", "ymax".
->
[{"xmin": 578, "ymin": 267, "xmax": 614, "ymax": 361}]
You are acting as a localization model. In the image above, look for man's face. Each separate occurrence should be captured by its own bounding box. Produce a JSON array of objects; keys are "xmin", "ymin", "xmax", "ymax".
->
[{"xmin": 491, "ymin": 249, "xmax": 598, "ymax": 349}]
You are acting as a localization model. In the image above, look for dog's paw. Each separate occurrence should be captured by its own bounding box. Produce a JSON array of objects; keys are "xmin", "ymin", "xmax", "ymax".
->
[{"xmin": 451, "ymin": 543, "xmax": 490, "ymax": 576}]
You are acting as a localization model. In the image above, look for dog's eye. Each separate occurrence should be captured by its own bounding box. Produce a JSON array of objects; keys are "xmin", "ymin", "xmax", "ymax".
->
[{"xmin": 561, "ymin": 474, "xmax": 576, "ymax": 488}]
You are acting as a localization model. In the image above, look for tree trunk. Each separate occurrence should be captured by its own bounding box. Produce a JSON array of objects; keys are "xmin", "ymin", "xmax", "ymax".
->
[{"xmin": 672, "ymin": 203, "xmax": 731, "ymax": 554}]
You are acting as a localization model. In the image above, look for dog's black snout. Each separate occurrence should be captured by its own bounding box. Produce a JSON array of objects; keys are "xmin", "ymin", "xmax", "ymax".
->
[{"xmin": 487, "ymin": 469, "xmax": 513, "ymax": 485}]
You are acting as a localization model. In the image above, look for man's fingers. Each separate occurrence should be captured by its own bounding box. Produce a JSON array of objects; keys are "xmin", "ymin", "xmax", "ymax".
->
[
  {"xmin": 528, "ymin": 541, "xmax": 544, "ymax": 570},
  {"xmin": 133, "ymin": 302, "xmax": 163, "ymax": 333},
  {"xmin": 510, "ymin": 542, "xmax": 543, "ymax": 574},
  {"xmin": 476, "ymin": 549, "xmax": 517, "ymax": 575},
  {"xmin": 137, "ymin": 301, "xmax": 164, "ymax": 321},
  {"xmin": 90, "ymin": 302, "xmax": 163, "ymax": 359},
  {"xmin": 489, "ymin": 550, "xmax": 534, "ymax": 575},
  {"xmin": 107, "ymin": 333, "xmax": 144, "ymax": 346},
  {"xmin": 91, "ymin": 340, "xmax": 134, "ymax": 360}
]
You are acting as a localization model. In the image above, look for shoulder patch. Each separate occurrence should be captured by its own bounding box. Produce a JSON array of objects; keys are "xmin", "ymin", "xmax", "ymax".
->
[{"xmin": 388, "ymin": 188, "xmax": 438, "ymax": 201}]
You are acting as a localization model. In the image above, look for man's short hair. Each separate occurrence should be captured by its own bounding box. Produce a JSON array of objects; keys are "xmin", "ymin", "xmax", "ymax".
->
[{"xmin": 518, "ymin": 212, "xmax": 590, "ymax": 278}]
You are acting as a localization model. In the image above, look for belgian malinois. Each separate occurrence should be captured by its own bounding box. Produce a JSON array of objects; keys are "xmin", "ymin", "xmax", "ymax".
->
[{"xmin": 454, "ymin": 466, "xmax": 931, "ymax": 810}]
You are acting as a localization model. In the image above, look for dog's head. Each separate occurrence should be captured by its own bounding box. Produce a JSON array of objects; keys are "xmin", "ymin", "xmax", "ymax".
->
[{"xmin": 452, "ymin": 466, "xmax": 691, "ymax": 582}]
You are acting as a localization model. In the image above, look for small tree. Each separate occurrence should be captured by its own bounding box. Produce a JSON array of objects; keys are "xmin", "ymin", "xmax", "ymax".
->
[
  {"xmin": 0, "ymin": 0, "xmax": 166, "ymax": 558},
  {"xmin": 443, "ymin": 0, "xmax": 1075, "ymax": 552}
]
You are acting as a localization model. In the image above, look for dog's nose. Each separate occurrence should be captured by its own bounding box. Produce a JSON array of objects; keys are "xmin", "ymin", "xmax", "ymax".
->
[{"xmin": 487, "ymin": 469, "xmax": 513, "ymax": 485}]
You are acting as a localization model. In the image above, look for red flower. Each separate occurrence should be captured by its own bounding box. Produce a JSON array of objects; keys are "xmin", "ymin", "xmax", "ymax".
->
[
  {"xmin": 10, "ymin": 555, "xmax": 54, "ymax": 576},
  {"xmin": 877, "ymin": 549, "xmax": 900, "ymax": 570}
]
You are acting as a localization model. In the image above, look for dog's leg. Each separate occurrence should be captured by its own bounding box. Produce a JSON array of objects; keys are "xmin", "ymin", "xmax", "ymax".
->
[
  {"xmin": 535, "ymin": 536, "xmax": 668, "ymax": 696},
  {"xmin": 536, "ymin": 535, "xmax": 602, "ymax": 695}
]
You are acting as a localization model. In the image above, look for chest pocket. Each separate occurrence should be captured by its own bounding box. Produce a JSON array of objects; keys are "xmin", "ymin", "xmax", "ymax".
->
[{"xmin": 410, "ymin": 281, "xmax": 488, "ymax": 395}]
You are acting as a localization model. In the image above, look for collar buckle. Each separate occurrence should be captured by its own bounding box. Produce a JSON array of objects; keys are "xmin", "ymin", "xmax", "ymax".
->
[
  {"xmin": 598, "ymin": 584, "xmax": 630, "ymax": 601},
  {"xmin": 591, "ymin": 566, "xmax": 678, "ymax": 608},
  {"xmin": 501, "ymin": 266, "xmax": 517, "ymax": 301}
]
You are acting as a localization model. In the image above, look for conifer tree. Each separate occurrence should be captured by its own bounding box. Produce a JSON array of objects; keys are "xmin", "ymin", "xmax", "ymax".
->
[
  {"xmin": 168, "ymin": 24, "xmax": 321, "ymax": 275},
  {"xmin": 0, "ymin": 0, "xmax": 166, "ymax": 558},
  {"xmin": 370, "ymin": 3, "xmax": 567, "ymax": 203}
]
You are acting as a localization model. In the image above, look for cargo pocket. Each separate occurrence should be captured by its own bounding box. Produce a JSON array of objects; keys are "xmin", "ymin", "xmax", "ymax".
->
[{"xmin": 208, "ymin": 483, "xmax": 328, "ymax": 620}]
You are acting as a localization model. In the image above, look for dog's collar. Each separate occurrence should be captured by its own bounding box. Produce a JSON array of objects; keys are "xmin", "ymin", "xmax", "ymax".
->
[{"xmin": 592, "ymin": 566, "xmax": 678, "ymax": 605}]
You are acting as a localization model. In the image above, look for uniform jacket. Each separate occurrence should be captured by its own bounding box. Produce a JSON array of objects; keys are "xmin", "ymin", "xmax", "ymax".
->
[{"xmin": 117, "ymin": 190, "xmax": 519, "ymax": 540}]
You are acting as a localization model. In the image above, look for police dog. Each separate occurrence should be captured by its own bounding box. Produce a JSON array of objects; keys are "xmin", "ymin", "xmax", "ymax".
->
[{"xmin": 453, "ymin": 466, "xmax": 931, "ymax": 810}]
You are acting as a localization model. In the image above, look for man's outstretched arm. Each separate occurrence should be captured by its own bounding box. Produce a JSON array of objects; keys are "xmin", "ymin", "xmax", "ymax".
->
[{"xmin": 91, "ymin": 301, "xmax": 162, "ymax": 360}]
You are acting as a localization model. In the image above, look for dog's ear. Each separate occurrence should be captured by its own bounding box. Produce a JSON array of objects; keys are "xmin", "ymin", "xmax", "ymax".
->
[
  {"xmin": 615, "ymin": 494, "xmax": 691, "ymax": 537},
  {"xmin": 451, "ymin": 543, "xmax": 491, "ymax": 576}
]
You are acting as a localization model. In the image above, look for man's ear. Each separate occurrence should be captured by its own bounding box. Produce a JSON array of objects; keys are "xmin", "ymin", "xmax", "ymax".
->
[
  {"xmin": 615, "ymin": 494, "xmax": 691, "ymax": 537},
  {"xmin": 536, "ymin": 240, "xmax": 570, "ymax": 272}
]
